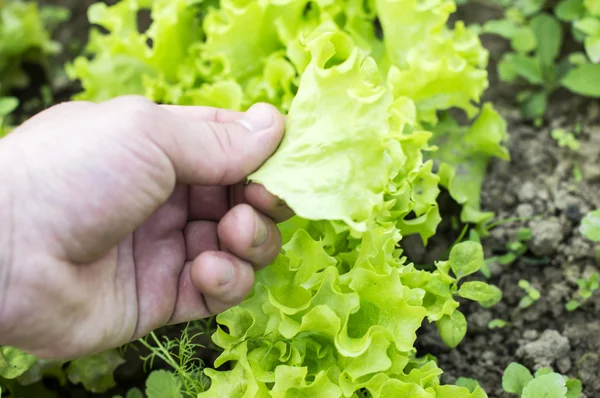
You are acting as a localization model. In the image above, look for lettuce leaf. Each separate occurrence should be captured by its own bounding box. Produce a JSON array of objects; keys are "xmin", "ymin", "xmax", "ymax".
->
[{"xmin": 249, "ymin": 29, "xmax": 403, "ymax": 232}]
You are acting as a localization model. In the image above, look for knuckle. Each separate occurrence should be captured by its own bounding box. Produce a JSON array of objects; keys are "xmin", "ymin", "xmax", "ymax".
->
[
  {"xmin": 204, "ymin": 123, "xmax": 239, "ymax": 184},
  {"xmin": 208, "ymin": 122, "xmax": 235, "ymax": 155},
  {"xmin": 107, "ymin": 95, "xmax": 159, "ymax": 128}
]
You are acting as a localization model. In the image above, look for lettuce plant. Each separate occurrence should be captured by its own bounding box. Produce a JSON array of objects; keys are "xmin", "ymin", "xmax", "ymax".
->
[
  {"xmin": 0, "ymin": 0, "xmax": 68, "ymax": 95},
  {"xmin": 0, "ymin": 0, "xmax": 69, "ymax": 137},
  {"xmin": 481, "ymin": 0, "xmax": 600, "ymax": 121},
  {"xmin": 64, "ymin": 0, "xmax": 510, "ymax": 396}
]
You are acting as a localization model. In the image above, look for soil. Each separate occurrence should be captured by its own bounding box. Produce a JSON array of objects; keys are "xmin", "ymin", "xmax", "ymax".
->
[
  {"xmin": 415, "ymin": 97, "xmax": 600, "ymax": 397},
  {"xmin": 412, "ymin": 4, "xmax": 600, "ymax": 397},
  {"xmin": 6, "ymin": 1, "xmax": 600, "ymax": 397}
]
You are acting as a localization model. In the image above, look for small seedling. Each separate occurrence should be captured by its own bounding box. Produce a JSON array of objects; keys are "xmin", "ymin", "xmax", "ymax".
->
[
  {"xmin": 551, "ymin": 128, "xmax": 580, "ymax": 151},
  {"xmin": 496, "ymin": 228, "xmax": 533, "ymax": 266},
  {"xmin": 502, "ymin": 362, "xmax": 582, "ymax": 397},
  {"xmin": 566, "ymin": 272, "xmax": 600, "ymax": 311},
  {"xmin": 580, "ymin": 210, "xmax": 600, "ymax": 242},
  {"xmin": 488, "ymin": 318, "xmax": 509, "ymax": 329},
  {"xmin": 518, "ymin": 279, "xmax": 541, "ymax": 309}
]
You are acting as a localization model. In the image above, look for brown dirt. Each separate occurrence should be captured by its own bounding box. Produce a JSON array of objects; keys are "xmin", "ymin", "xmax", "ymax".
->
[{"xmin": 415, "ymin": 97, "xmax": 600, "ymax": 397}]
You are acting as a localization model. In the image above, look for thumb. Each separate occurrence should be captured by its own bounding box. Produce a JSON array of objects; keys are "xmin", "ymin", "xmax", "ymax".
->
[{"xmin": 104, "ymin": 97, "xmax": 286, "ymax": 186}]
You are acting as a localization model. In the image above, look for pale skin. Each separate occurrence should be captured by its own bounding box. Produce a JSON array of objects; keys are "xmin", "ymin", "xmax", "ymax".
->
[{"xmin": 0, "ymin": 96, "xmax": 293, "ymax": 361}]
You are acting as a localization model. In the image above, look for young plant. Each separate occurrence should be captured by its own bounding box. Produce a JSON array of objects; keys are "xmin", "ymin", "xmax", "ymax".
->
[
  {"xmin": 488, "ymin": 318, "xmax": 509, "ymax": 329},
  {"xmin": 518, "ymin": 279, "xmax": 541, "ymax": 309},
  {"xmin": 138, "ymin": 327, "xmax": 210, "ymax": 397},
  {"xmin": 580, "ymin": 210, "xmax": 600, "ymax": 242},
  {"xmin": 565, "ymin": 271, "xmax": 600, "ymax": 311},
  {"xmin": 502, "ymin": 362, "xmax": 582, "ymax": 398},
  {"xmin": 551, "ymin": 128, "xmax": 580, "ymax": 151},
  {"xmin": 0, "ymin": 0, "xmax": 69, "ymax": 95},
  {"xmin": 497, "ymin": 228, "xmax": 534, "ymax": 266},
  {"xmin": 482, "ymin": 0, "xmax": 600, "ymax": 122}
]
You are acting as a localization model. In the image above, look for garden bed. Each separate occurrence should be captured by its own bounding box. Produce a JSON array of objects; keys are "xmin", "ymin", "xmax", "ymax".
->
[
  {"xmin": 1, "ymin": 1, "xmax": 599, "ymax": 397},
  {"xmin": 419, "ymin": 97, "xmax": 600, "ymax": 397}
]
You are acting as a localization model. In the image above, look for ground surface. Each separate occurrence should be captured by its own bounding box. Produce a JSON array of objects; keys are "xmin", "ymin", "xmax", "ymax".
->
[
  {"xmin": 13, "ymin": 1, "xmax": 600, "ymax": 397},
  {"xmin": 415, "ymin": 98, "xmax": 600, "ymax": 398}
]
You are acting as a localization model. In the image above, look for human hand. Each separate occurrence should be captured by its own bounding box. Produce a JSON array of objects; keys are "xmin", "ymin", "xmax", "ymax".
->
[{"xmin": 0, "ymin": 96, "xmax": 292, "ymax": 360}]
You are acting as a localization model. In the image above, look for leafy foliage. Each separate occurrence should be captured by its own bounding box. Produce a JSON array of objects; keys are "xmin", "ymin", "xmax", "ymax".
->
[
  {"xmin": 0, "ymin": 0, "xmax": 68, "ymax": 95},
  {"xmin": 502, "ymin": 362, "xmax": 582, "ymax": 398},
  {"xmin": 551, "ymin": 128, "xmax": 580, "ymax": 150},
  {"xmin": 66, "ymin": 350, "xmax": 126, "ymax": 393},
  {"xmin": 488, "ymin": 227, "xmax": 533, "ymax": 266},
  {"xmin": 0, "ymin": 96, "xmax": 19, "ymax": 137},
  {"xmin": 139, "ymin": 327, "xmax": 210, "ymax": 396},
  {"xmin": 145, "ymin": 370, "xmax": 183, "ymax": 398},
  {"xmin": 580, "ymin": 210, "xmax": 600, "ymax": 242},
  {"xmin": 565, "ymin": 271, "xmax": 600, "ymax": 311},
  {"xmin": 481, "ymin": 0, "xmax": 600, "ymax": 121},
  {"xmin": 0, "ymin": 0, "xmax": 68, "ymax": 136},
  {"xmin": 517, "ymin": 279, "xmax": 541, "ymax": 309},
  {"xmin": 0, "ymin": 347, "xmax": 36, "ymax": 380}
]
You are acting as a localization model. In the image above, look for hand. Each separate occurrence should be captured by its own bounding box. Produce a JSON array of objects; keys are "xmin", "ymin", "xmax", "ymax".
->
[{"xmin": 0, "ymin": 96, "xmax": 292, "ymax": 360}]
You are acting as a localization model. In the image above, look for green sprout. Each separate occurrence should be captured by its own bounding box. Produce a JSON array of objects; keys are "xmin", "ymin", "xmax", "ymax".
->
[
  {"xmin": 518, "ymin": 279, "xmax": 541, "ymax": 309},
  {"xmin": 566, "ymin": 272, "xmax": 600, "ymax": 311}
]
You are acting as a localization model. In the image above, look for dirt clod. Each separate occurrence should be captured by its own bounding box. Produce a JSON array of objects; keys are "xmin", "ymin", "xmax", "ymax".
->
[
  {"xmin": 528, "ymin": 217, "xmax": 564, "ymax": 257},
  {"xmin": 517, "ymin": 329, "xmax": 570, "ymax": 369}
]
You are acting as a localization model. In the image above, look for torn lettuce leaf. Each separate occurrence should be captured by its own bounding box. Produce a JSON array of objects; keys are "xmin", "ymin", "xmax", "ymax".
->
[{"xmin": 248, "ymin": 29, "xmax": 405, "ymax": 232}]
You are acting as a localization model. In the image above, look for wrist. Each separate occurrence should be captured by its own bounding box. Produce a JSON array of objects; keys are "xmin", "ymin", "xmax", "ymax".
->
[{"xmin": 0, "ymin": 137, "xmax": 16, "ymax": 343}]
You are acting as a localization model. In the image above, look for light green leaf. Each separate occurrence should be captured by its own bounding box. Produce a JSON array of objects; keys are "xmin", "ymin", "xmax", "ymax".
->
[
  {"xmin": 521, "ymin": 373, "xmax": 567, "ymax": 398},
  {"xmin": 0, "ymin": 97, "xmax": 18, "ymax": 117},
  {"xmin": 562, "ymin": 63, "xmax": 600, "ymax": 97},
  {"xmin": 534, "ymin": 367, "xmax": 554, "ymax": 377},
  {"xmin": 488, "ymin": 319, "xmax": 508, "ymax": 329},
  {"xmin": 0, "ymin": 346, "xmax": 37, "ymax": 379},
  {"xmin": 519, "ymin": 91, "xmax": 548, "ymax": 120},
  {"xmin": 435, "ymin": 104, "xmax": 508, "ymax": 225},
  {"xmin": 249, "ymin": 29, "xmax": 401, "ymax": 232},
  {"xmin": 555, "ymin": 0, "xmax": 585, "ymax": 21},
  {"xmin": 146, "ymin": 370, "xmax": 183, "ymax": 398},
  {"xmin": 516, "ymin": 0, "xmax": 546, "ymax": 15},
  {"xmin": 436, "ymin": 310, "xmax": 467, "ymax": 349},
  {"xmin": 511, "ymin": 27, "xmax": 537, "ymax": 53},
  {"xmin": 502, "ymin": 362, "xmax": 533, "ymax": 395},
  {"xmin": 455, "ymin": 377, "xmax": 481, "ymax": 393},
  {"xmin": 458, "ymin": 282, "xmax": 502, "ymax": 308},
  {"xmin": 449, "ymin": 241, "xmax": 485, "ymax": 280},
  {"xmin": 67, "ymin": 350, "xmax": 125, "ymax": 393},
  {"xmin": 499, "ymin": 53, "xmax": 543, "ymax": 84},
  {"xmin": 113, "ymin": 388, "xmax": 144, "ymax": 398},
  {"xmin": 379, "ymin": 0, "xmax": 488, "ymax": 123},
  {"xmin": 580, "ymin": 210, "xmax": 600, "ymax": 241},
  {"xmin": 271, "ymin": 366, "xmax": 342, "ymax": 397},
  {"xmin": 530, "ymin": 14, "xmax": 563, "ymax": 66},
  {"xmin": 566, "ymin": 378, "xmax": 583, "ymax": 398},
  {"xmin": 483, "ymin": 19, "xmax": 519, "ymax": 39},
  {"xmin": 585, "ymin": 36, "xmax": 600, "ymax": 64},
  {"xmin": 586, "ymin": 0, "xmax": 600, "ymax": 15}
]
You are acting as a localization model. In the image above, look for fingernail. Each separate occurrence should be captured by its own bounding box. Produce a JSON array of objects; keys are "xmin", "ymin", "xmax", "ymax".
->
[
  {"xmin": 237, "ymin": 103, "xmax": 274, "ymax": 133},
  {"xmin": 217, "ymin": 257, "xmax": 235, "ymax": 286},
  {"xmin": 252, "ymin": 213, "xmax": 269, "ymax": 247}
]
